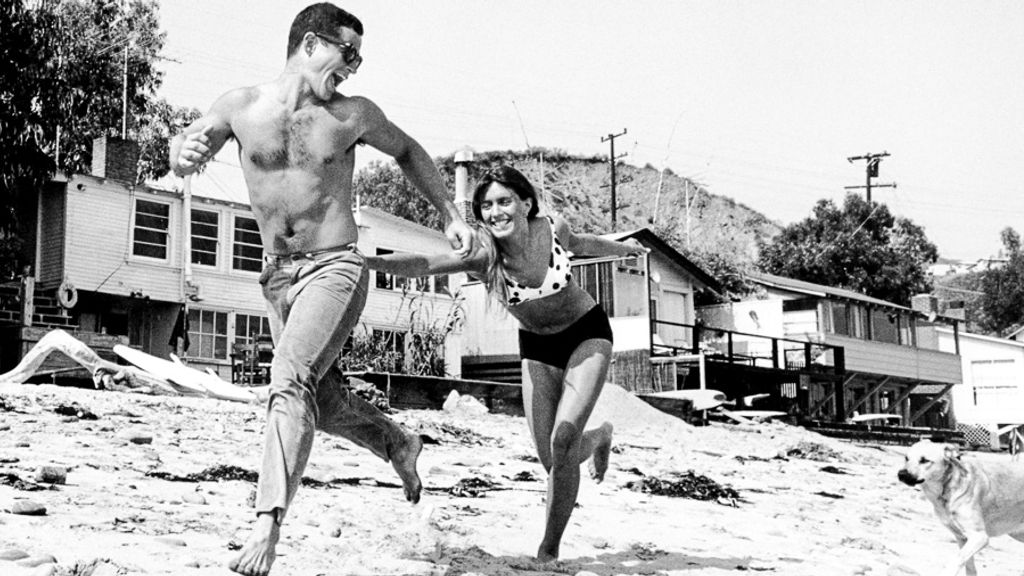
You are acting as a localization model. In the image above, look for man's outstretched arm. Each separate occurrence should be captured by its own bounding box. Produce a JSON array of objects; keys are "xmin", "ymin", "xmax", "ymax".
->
[{"xmin": 355, "ymin": 98, "xmax": 474, "ymax": 256}]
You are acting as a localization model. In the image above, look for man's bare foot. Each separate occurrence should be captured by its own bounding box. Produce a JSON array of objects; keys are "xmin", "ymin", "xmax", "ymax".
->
[
  {"xmin": 390, "ymin": 431, "xmax": 423, "ymax": 504},
  {"xmin": 536, "ymin": 543, "xmax": 559, "ymax": 563},
  {"xmin": 229, "ymin": 511, "xmax": 280, "ymax": 576},
  {"xmin": 588, "ymin": 422, "xmax": 614, "ymax": 483}
]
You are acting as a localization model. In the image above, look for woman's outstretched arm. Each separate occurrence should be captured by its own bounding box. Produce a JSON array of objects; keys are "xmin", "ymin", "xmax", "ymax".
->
[{"xmin": 551, "ymin": 215, "xmax": 648, "ymax": 258}]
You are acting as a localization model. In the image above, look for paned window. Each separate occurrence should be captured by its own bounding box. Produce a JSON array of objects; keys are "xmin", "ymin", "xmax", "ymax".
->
[
  {"xmin": 233, "ymin": 216, "xmax": 262, "ymax": 272},
  {"xmin": 132, "ymin": 199, "xmax": 169, "ymax": 259},
  {"xmin": 191, "ymin": 209, "xmax": 219, "ymax": 267},
  {"xmin": 187, "ymin": 308, "xmax": 229, "ymax": 360}
]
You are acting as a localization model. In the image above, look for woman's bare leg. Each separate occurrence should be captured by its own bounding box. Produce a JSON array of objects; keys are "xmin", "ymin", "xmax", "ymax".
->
[{"xmin": 527, "ymin": 338, "xmax": 612, "ymax": 562}]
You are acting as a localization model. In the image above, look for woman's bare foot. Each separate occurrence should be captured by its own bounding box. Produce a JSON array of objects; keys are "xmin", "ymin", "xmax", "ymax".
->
[
  {"xmin": 389, "ymin": 431, "xmax": 423, "ymax": 503},
  {"xmin": 588, "ymin": 422, "xmax": 614, "ymax": 483},
  {"xmin": 229, "ymin": 511, "xmax": 280, "ymax": 576}
]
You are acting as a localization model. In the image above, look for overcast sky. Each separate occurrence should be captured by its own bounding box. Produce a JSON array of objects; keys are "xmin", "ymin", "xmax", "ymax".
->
[{"xmin": 156, "ymin": 1, "xmax": 1024, "ymax": 261}]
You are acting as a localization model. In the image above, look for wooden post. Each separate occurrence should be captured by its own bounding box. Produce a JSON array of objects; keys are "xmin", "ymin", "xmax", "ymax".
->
[{"xmin": 20, "ymin": 274, "xmax": 34, "ymax": 327}]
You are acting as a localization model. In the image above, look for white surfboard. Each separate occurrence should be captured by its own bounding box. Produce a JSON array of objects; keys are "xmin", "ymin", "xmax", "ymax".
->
[
  {"xmin": 849, "ymin": 413, "xmax": 901, "ymax": 424},
  {"xmin": 727, "ymin": 410, "xmax": 787, "ymax": 420},
  {"xmin": 645, "ymin": 389, "xmax": 728, "ymax": 411},
  {"xmin": 114, "ymin": 345, "xmax": 257, "ymax": 403}
]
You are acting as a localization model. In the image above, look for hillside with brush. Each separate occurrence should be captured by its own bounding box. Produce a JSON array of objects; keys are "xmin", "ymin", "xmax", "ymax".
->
[
  {"xmin": 441, "ymin": 150, "xmax": 782, "ymax": 291},
  {"xmin": 356, "ymin": 149, "xmax": 781, "ymax": 296}
]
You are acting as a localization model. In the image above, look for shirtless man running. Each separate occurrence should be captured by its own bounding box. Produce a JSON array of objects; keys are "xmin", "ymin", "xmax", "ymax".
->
[{"xmin": 169, "ymin": 4, "xmax": 473, "ymax": 575}]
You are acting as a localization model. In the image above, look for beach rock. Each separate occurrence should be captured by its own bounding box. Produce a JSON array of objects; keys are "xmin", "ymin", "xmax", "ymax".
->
[
  {"xmin": 117, "ymin": 429, "xmax": 153, "ymax": 445},
  {"xmin": 0, "ymin": 547, "xmax": 30, "ymax": 561},
  {"xmin": 442, "ymin": 391, "xmax": 489, "ymax": 415},
  {"xmin": 182, "ymin": 492, "xmax": 207, "ymax": 505},
  {"xmin": 31, "ymin": 564, "xmax": 57, "ymax": 576},
  {"xmin": 34, "ymin": 466, "xmax": 66, "ymax": 485},
  {"xmin": 89, "ymin": 562, "xmax": 121, "ymax": 576},
  {"xmin": 442, "ymin": 390, "xmax": 461, "ymax": 411},
  {"xmin": 9, "ymin": 500, "xmax": 46, "ymax": 515},
  {"xmin": 155, "ymin": 536, "xmax": 187, "ymax": 547},
  {"xmin": 16, "ymin": 554, "xmax": 57, "ymax": 567}
]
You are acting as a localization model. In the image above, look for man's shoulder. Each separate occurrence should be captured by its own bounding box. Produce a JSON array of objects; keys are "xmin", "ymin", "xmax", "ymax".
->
[
  {"xmin": 329, "ymin": 92, "xmax": 378, "ymax": 112},
  {"xmin": 214, "ymin": 85, "xmax": 263, "ymax": 112}
]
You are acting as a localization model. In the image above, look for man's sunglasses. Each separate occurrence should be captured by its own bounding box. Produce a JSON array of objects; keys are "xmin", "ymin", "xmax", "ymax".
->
[{"xmin": 314, "ymin": 34, "xmax": 363, "ymax": 69}]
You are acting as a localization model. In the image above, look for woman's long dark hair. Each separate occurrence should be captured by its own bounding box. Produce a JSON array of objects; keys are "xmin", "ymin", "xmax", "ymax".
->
[{"xmin": 471, "ymin": 165, "xmax": 541, "ymax": 306}]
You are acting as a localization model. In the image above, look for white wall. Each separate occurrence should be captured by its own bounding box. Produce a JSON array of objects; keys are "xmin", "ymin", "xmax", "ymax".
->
[{"xmin": 937, "ymin": 328, "xmax": 1024, "ymax": 425}]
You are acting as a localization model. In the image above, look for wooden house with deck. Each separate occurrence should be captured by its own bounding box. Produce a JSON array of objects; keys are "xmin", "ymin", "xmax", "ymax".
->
[{"xmin": 0, "ymin": 137, "xmax": 466, "ymax": 384}]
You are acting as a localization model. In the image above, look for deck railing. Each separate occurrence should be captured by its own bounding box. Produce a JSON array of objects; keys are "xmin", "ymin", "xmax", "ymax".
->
[{"xmin": 650, "ymin": 319, "xmax": 845, "ymax": 375}]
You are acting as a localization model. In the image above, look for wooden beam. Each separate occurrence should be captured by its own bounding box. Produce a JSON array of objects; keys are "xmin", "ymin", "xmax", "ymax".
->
[
  {"xmin": 847, "ymin": 376, "xmax": 892, "ymax": 415},
  {"xmin": 810, "ymin": 372, "xmax": 859, "ymax": 417},
  {"xmin": 885, "ymin": 381, "xmax": 920, "ymax": 414},
  {"xmin": 909, "ymin": 383, "xmax": 956, "ymax": 426}
]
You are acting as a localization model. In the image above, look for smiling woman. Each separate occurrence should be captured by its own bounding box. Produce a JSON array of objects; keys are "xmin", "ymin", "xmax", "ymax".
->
[{"xmin": 364, "ymin": 164, "xmax": 646, "ymax": 562}]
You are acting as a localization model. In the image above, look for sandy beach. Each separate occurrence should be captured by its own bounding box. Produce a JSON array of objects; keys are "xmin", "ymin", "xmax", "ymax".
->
[{"xmin": 1, "ymin": 382, "xmax": 1021, "ymax": 576}]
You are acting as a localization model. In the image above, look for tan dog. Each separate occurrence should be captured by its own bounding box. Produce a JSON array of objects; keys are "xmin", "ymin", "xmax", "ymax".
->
[{"xmin": 898, "ymin": 440, "xmax": 1024, "ymax": 575}]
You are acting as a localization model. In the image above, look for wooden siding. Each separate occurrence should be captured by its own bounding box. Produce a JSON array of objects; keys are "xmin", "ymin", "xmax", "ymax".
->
[
  {"xmin": 824, "ymin": 333, "xmax": 962, "ymax": 384},
  {"xmin": 38, "ymin": 187, "xmax": 66, "ymax": 285},
  {"xmin": 61, "ymin": 176, "xmax": 268, "ymax": 312}
]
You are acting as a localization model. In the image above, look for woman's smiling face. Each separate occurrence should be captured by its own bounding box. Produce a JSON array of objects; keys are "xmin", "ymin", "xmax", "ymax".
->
[{"xmin": 477, "ymin": 182, "xmax": 533, "ymax": 239}]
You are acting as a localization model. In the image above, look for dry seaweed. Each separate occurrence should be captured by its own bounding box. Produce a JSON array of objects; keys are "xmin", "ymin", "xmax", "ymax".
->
[{"xmin": 624, "ymin": 470, "xmax": 741, "ymax": 506}]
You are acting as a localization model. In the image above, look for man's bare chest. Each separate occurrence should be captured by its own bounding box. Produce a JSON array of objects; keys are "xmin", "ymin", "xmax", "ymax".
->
[{"xmin": 235, "ymin": 106, "xmax": 360, "ymax": 170}]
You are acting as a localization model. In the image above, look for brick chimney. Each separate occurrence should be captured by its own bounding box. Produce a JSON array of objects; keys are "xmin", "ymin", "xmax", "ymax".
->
[{"xmin": 91, "ymin": 136, "xmax": 140, "ymax": 183}]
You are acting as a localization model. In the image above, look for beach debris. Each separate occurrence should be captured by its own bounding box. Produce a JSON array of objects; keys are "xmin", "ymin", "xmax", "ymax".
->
[
  {"xmin": 348, "ymin": 377, "xmax": 390, "ymax": 413},
  {"xmin": 631, "ymin": 541, "xmax": 669, "ymax": 561},
  {"xmin": 34, "ymin": 465, "xmax": 67, "ymax": 485},
  {"xmin": 820, "ymin": 465, "xmax": 849, "ymax": 475},
  {"xmin": 784, "ymin": 440, "xmax": 845, "ymax": 462},
  {"xmin": 510, "ymin": 470, "xmax": 539, "ymax": 482},
  {"xmin": 419, "ymin": 421, "xmax": 503, "ymax": 447},
  {"xmin": 53, "ymin": 402, "xmax": 98, "ymax": 420},
  {"xmin": 447, "ymin": 476, "xmax": 503, "ymax": 498},
  {"xmin": 815, "ymin": 490, "xmax": 844, "ymax": 499},
  {"xmin": 0, "ymin": 472, "xmax": 47, "ymax": 491},
  {"xmin": 624, "ymin": 470, "xmax": 741, "ymax": 506},
  {"xmin": 148, "ymin": 464, "xmax": 259, "ymax": 483}
]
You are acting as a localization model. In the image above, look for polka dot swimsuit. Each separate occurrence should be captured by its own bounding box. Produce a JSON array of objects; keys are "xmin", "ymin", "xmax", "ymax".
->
[{"xmin": 505, "ymin": 216, "xmax": 572, "ymax": 306}]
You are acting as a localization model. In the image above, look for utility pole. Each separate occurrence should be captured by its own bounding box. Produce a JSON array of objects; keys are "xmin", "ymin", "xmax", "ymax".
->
[
  {"xmin": 601, "ymin": 128, "xmax": 628, "ymax": 229},
  {"xmin": 845, "ymin": 151, "xmax": 896, "ymax": 202}
]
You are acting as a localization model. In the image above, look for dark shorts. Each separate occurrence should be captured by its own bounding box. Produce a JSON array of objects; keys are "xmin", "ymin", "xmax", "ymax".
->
[{"xmin": 518, "ymin": 305, "xmax": 613, "ymax": 369}]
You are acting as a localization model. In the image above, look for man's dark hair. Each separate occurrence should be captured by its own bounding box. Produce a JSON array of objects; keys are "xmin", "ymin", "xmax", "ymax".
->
[{"xmin": 287, "ymin": 3, "xmax": 364, "ymax": 57}]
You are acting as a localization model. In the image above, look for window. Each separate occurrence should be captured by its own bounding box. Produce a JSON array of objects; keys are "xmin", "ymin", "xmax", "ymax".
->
[
  {"xmin": 235, "ymin": 313, "xmax": 272, "ymax": 346},
  {"xmin": 870, "ymin": 308, "xmax": 900, "ymax": 344},
  {"xmin": 233, "ymin": 215, "xmax": 262, "ymax": 272},
  {"xmin": 191, "ymin": 209, "xmax": 219, "ymax": 267},
  {"xmin": 375, "ymin": 248, "xmax": 398, "ymax": 290},
  {"xmin": 187, "ymin": 308, "xmax": 228, "ymax": 360},
  {"xmin": 434, "ymin": 274, "xmax": 450, "ymax": 295},
  {"xmin": 132, "ymin": 199, "xmax": 170, "ymax": 259},
  {"xmin": 374, "ymin": 248, "xmax": 449, "ymax": 294},
  {"xmin": 576, "ymin": 262, "xmax": 614, "ymax": 314},
  {"xmin": 830, "ymin": 302, "xmax": 850, "ymax": 336}
]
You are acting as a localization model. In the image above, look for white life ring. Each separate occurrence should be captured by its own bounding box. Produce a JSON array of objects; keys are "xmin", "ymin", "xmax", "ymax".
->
[{"xmin": 56, "ymin": 281, "xmax": 79, "ymax": 309}]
